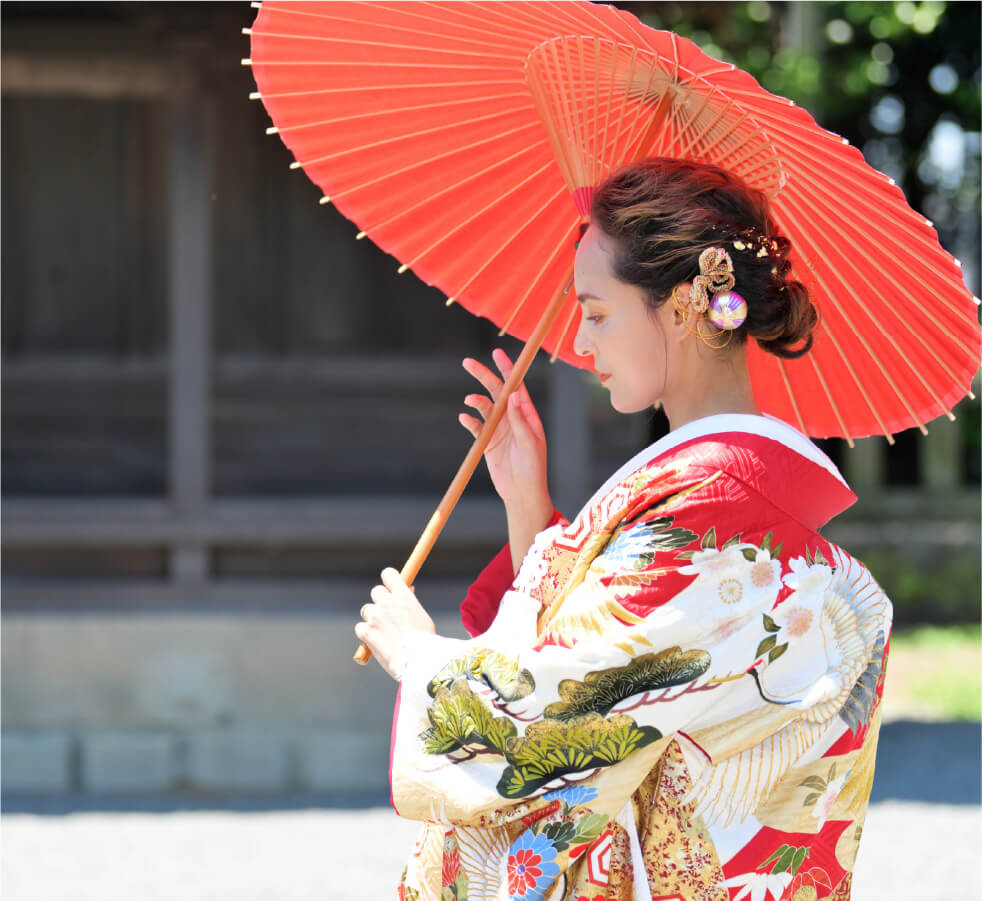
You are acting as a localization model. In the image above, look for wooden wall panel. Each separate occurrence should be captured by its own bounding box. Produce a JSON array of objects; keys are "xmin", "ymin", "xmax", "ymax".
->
[{"xmin": 1, "ymin": 96, "xmax": 166, "ymax": 355}]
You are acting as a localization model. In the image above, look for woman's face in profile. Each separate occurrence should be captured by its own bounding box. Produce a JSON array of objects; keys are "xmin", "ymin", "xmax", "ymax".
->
[{"xmin": 573, "ymin": 225, "xmax": 676, "ymax": 413}]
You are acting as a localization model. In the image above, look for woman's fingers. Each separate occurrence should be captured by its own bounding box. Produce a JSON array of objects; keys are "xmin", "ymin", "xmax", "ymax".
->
[
  {"xmin": 458, "ymin": 412, "xmax": 481, "ymax": 438},
  {"xmin": 492, "ymin": 348, "xmax": 532, "ymax": 405},
  {"xmin": 464, "ymin": 393, "xmax": 493, "ymax": 421},
  {"xmin": 462, "ymin": 357, "xmax": 502, "ymax": 400},
  {"xmin": 507, "ymin": 391, "xmax": 540, "ymax": 452}
]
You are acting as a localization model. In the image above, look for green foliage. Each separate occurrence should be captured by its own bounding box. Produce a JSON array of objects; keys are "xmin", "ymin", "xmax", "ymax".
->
[
  {"xmin": 544, "ymin": 646, "xmax": 711, "ymax": 720},
  {"xmin": 428, "ymin": 647, "xmax": 535, "ymax": 702},
  {"xmin": 761, "ymin": 842, "xmax": 811, "ymax": 876},
  {"xmin": 888, "ymin": 623, "xmax": 980, "ymax": 720},
  {"xmin": 860, "ymin": 548, "xmax": 980, "ymax": 626},
  {"xmin": 496, "ymin": 713, "xmax": 661, "ymax": 799},
  {"xmin": 422, "ymin": 681, "xmax": 517, "ymax": 755}
]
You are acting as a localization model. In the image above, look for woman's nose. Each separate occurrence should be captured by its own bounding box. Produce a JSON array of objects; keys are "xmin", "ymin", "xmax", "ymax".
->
[{"xmin": 573, "ymin": 314, "xmax": 592, "ymax": 358}]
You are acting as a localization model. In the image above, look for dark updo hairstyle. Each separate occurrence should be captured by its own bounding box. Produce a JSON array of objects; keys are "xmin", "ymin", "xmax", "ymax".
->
[{"xmin": 591, "ymin": 157, "xmax": 818, "ymax": 359}]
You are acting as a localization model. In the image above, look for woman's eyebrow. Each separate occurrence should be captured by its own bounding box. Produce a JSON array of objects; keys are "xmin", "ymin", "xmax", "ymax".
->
[{"xmin": 576, "ymin": 292, "xmax": 604, "ymax": 304}]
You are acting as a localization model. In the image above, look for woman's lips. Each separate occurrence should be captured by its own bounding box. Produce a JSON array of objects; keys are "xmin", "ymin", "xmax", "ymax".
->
[{"xmin": 598, "ymin": 373, "xmax": 611, "ymax": 383}]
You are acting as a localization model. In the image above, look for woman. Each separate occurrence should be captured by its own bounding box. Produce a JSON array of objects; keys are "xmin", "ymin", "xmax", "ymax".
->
[{"xmin": 356, "ymin": 159, "xmax": 892, "ymax": 901}]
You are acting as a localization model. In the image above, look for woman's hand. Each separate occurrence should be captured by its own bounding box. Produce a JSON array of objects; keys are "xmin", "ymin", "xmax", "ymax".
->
[
  {"xmin": 460, "ymin": 349, "xmax": 554, "ymax": 570},
  {"xmin": 356, "ymin": 568, "xmax": 436, "ymax": 680}
]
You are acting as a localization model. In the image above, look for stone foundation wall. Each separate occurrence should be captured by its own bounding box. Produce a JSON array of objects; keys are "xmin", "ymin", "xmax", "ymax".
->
[{"xmin": 2, "ymin": 607, "xmax": 469, "ymax": 797}]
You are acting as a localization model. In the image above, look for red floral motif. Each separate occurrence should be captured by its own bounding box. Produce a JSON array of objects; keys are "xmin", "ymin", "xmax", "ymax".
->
[
  {"xmin": 442, "ymin": 849, "xmax": 460, "ymax": 887},
  {"xmin": 508, "ymin": 847, "xmax": 545, "ymax": 896},
  {"xmin": 396, "ymin": 883, "xmax": 406, "ymax": 901}
]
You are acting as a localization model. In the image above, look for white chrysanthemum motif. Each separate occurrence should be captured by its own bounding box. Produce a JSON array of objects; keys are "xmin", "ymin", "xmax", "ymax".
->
[
  {"xmin": 646, "ymin": 544, "xmax": 782, "ymax": 646},
  {"xmin": 719, "ymin": 869, "xmax": 793, "ymax": 901},
  {"xmin": 760, "ymin": 548, "xmax": 890, "ymax": 722}
]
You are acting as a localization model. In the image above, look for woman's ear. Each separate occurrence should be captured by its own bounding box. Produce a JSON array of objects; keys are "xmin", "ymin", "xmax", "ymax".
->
[{"xmin": 668, "ymin": 283, "xmax": 692, "ymax": 333}]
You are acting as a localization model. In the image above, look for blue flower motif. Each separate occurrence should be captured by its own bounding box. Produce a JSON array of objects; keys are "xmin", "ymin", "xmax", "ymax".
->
[
  {"xmin": 507, "ymin": 829, "xmax": 560, "ymax": 901},
  {"xmin": 544, "ymin": 784, "xmax": 599, "ymax": 808}
]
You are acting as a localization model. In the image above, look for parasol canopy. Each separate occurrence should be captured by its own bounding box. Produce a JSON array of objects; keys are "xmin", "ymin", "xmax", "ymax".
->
[{"xmin": 245, "ymin": 0, "xmax": 980, "ymax": 446}]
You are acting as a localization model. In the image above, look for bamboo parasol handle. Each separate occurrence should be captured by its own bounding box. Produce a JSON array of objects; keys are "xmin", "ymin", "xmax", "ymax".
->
[{"xmin": 354, "ymin": 277, "xmax": 574, "ymax": 665}]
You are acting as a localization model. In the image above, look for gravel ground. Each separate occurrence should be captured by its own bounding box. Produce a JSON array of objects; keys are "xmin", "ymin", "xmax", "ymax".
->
[{"xmin": 3, "ymin": 722, "xmax": 979, "ymax": 900}]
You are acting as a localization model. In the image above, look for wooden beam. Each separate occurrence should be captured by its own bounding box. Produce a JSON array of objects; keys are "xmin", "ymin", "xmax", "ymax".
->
[
  {"xmin": 0, "ymin": 578, "xmax": 475, "ymax": 614},
  {"xmin": 2, "ymin": 497, "xmax": 507, "ymax": 547},
  {"xmin": 1, "ymin": 53, "xmax": 169, "ymax": 99}
]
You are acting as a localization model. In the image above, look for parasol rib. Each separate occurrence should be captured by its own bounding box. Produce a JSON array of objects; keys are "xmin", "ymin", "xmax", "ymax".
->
[
  {"xmin": 289, "ymin": 113, "xmax": 541, "ymax": 169},
  {"xmin": 782, "ymin": 168, "xmax": 979, "ymax": 356},
  {"xmin": 806, "ymin": 351, "xmax": 856, "ymax": 447},
  {"xmin": 251, "ymin": 79, "xmax": 518, "ymax": 99},
  {"xmin": 395, "ymin": 161, "xmax": 568, "ymax": 275},
  {"xmin": 331, "ymin": 120, "xmax": 545, "ymax": 203},
  {"xmin": 783, "ymin": 177, "xmax": 977, "ymax": 410},
  {"xmin": 254, "ymin": 6, "xmax": 520, "ymax": 52},
  {"xmin": 780, "ymin": 205, "xmax": 921, "ymax": 436},
  {"xmin": 341, "ymin": 150, "xmax": 551, "ymax": 232},
  {"xmin": 245, "ymin": 29, "xmax": 517, "ymax": 60},
  {"xmin": 498, "ymin": 199, "xmax": 578, "ymax": 335},
  {"xmin": 267, "ymin": 91, "xmax": 529, "ymax": 135},
  {"xmin": 447, "ymin": 187, "xmax": 572, "ymax": 309},
  {"xmin": 774, "ymin": 357, "xmax": 808, "ymax": 435}
]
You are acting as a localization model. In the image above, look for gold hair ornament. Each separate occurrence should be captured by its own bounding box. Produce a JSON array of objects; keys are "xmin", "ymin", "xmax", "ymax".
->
[{"xmin": 672, "ymin": 246, "xmax": 749, "ymax": 349}]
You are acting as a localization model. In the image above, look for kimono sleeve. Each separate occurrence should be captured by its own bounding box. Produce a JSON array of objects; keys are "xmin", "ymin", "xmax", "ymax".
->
[
  {"xmin": 390, "ymin": 469, "xmax": 795, "ymax": 829},
  {"xmin": 460, "ymin": 509, "xmax": 566, "ymax": 638}
]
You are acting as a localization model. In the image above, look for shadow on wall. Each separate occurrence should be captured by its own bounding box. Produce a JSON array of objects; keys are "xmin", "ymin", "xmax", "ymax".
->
[{"xmin": 871, "ymin": 720, "xmax": 981, "ymax": 805}]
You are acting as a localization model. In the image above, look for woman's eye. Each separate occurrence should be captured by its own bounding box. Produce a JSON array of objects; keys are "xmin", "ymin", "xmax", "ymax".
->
[{"xmin": 587, "ymin": 314, "xmax": 605, "ymax": 323}]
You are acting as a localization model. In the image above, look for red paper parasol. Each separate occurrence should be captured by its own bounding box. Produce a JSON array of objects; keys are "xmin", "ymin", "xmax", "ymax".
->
[{"xmin": 243, "ymin": 1, "xmax": 980, "ymax": 660}]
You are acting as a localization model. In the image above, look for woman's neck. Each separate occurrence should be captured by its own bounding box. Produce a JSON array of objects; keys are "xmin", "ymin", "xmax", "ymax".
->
[{"xmin": 662, "ymin": 344, "xmax": 760, "ymax": 431}]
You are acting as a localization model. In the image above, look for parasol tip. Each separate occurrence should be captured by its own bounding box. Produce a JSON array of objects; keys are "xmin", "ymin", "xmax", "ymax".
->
[
  {"xmin": 954, "ymin": 258, "xmax": 963, "ymax": 268},
  {"xmin": 251, "ymin": 1, "xmax": 261, "ymax": 7},
  {"xmin": 241, "ymin": 58, "xmax": 252, "ymax": 66},
  {"xmin": 946, "ymin": 410, "xmax": 957, "ymax": 422},
  {"xmin": 249, "ymin": 92, "xmax": 262, "ymax": 100},
  {"xmin": 242, "ymin": 27, "xmax": 252, "ymax": 36},
  {"xmin": 355, "ymin": 231, "xmax": 367, "ymax": 240},
  {"xmin": 289, "ymin": 161, "xmax": 301, "ymax": 170},
  {"xmin": 972, "ymin": 296, "xmax": 981, "ymax": 306},
  {"xmin": 397, "ymin": 264, "xmax": 409, "ymax": 274},
  {"xmin": 445, "ymin": 297, "xmax": 456, "ymax": 307},
  {"xmin": 265, "ymin": 126, "xmax": 279, "ymax": 135},
  {"xmin": 969, "ymin": 390, "xmax": 977, "ymax": 401},
  {"xmin": 319, "ymin": 196, "xmax": 331, "ymax": 205}
]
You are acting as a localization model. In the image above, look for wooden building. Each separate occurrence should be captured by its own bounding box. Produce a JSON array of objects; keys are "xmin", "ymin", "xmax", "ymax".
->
[{"xmin": 2, "ymin": 3, "xmax": 978, "ymax": 798}]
